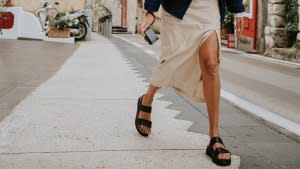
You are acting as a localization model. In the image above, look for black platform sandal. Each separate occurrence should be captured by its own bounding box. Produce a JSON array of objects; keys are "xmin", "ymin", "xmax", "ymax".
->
[
  {"xmin": 206, "ymin": 137, "xmax": 231, "ymax": 166},
  {"xmin": 135, "ymin": 95, "xmax": 152, "ymax": 137}
]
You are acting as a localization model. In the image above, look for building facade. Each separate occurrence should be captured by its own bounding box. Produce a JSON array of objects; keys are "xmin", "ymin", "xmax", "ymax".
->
[
  {"xmin": 100, "ymin": 0, "xmax": 299, "ymax": 62},
  {"xmin": 3, "ymin": 0, "xmax": 299, "ymax": 62},
  {"xmin": 8, "ymin": 0, "xmax": 85, "ymax": 12},
  {"xmin": 96, "ymin": 0, "xmax": 137, "ymax": 33},
  {"xmin": 228, "ymin": 0, "xmax": 299, "ymax": 62}
]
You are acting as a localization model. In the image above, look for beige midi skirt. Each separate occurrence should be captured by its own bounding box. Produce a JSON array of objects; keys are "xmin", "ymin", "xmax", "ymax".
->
[{"xmin": 150, "ymin": 0, "xmax": 221, "ymax": 103}]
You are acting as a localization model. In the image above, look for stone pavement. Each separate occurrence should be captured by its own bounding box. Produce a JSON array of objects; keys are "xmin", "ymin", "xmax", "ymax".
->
[
  {"xmin": 0, "ymin": 35, "xmax": 240, "ymax": 169},
  {"xmin": 0, "ymin": 39, "xmax": 78, "ymax": 121}
]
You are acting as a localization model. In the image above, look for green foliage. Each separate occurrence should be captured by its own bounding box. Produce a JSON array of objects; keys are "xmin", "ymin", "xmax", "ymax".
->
[
  {"xmin": 53, "ymin": 12, "xmax": 80, "ymax": 30},
  {"xmin": 53, "ymin": 18, "xmax": 70, "ymax": 30},
  {"xmin": 224, "ymin": 11, "xmax": 234, "ymax": 25},
  {"xmin": 284, "ymin": 0, "xmax": 299, "ymax": 32},
  {"xmin": 285, "ymin": 23, "xmax": 298, "ymax": 32}
]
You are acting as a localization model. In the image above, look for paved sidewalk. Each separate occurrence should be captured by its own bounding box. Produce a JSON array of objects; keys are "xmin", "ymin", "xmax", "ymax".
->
[
  {"xmin": 0, "ymin": 35, "xmax": 239, "ymax": 168},
  {"xmin": 0, "ymin": 39, "xmax": 78, "ymax": 121}
]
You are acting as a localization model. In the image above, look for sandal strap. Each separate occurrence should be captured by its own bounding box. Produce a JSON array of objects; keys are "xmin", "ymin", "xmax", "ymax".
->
[
  {"xmin": 214, "ymin": 147, "xmax": 231, "ymax": 157},
  {"xmin": 209, "ymin": 137, "xmax": 224, "ymax": 146},
  {"xmin": 139, "ymin": 104, "xmax": 152, "ymax": 113},
  {"xmin": 136, "ymin": 118, "xmax": 152, "ymax": 128},
  {"xmin": 138, "ymin": 95, "xmax": 152, "ymax": 113}
]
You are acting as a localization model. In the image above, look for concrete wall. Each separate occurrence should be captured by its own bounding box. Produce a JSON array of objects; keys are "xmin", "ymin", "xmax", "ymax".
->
[{"xmin": 9, "ymin": 0, "xmax": 85, "ymax": 12}]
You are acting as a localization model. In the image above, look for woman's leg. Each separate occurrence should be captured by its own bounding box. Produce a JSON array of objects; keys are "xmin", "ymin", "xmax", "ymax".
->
[
  {"xmin": 198, "ymin": 31, "xmax": 230, "ymax": 160},
  {"xmin": 138, "ymin": 84, "xmax": 160, "ymax": 134}
]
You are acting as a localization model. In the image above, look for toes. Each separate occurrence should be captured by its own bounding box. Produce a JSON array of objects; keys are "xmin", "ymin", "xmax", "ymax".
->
[
  {"xmin": 146, "ymin": 127, "xmax": 151, "ymax": 134},
  {"xmin": 138, "ymin": 125, "xmax": 151, "ymax": 135},
  {"xmin": 217, "ymin": 154, "xmax": 223, "ymax": 160},
  {"xmin": 144, "ymin": 126, "xmax": 149, "ymax": 134},
  {"xmin": 218, "ymin": 153, "xmax": 230, "ymax": 160},
  {"xmin": 143, "ymin": 126, "xmax": 150, "ymax": 134},
  {"xmin": 138, "ymin": 125, "xmax": 145, "ymax": 133},
  {"xmin": 141, "ymin": 125, "xmax": 146, "ymax": 133}
]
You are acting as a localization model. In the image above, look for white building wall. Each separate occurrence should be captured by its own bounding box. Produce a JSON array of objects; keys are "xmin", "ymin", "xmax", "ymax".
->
[
  {"xmin": 127, "ymin": 0, "xmax": 137, "ymax": 33},
  {"xmin": 10, "ymin": 0, "xmax": 85, "ymax": 12}
]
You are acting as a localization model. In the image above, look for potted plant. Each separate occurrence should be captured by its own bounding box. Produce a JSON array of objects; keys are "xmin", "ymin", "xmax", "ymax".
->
[
  {"xmin": 47, "ymin": 12, "xmax": 75, "ymax": 38},
  {"xmin": 284, "ymin": 0, "xmax": 299, "ymax": 47},
  {"xmin": 221, "ymin": 10, "xmax": 234, "ymax": 39}
]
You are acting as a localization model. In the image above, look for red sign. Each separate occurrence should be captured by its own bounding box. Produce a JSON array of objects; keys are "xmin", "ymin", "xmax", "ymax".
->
[{"xmin": 0, "ymin": 12, "xmax": 14, "ymax": 29}]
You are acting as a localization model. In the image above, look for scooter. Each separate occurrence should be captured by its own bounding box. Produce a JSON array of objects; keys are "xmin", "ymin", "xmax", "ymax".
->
[
  {"xmin": 36, "ymin": 0, "xmax": 90, "ymax": 41},
  {"xmin": 36, "ymin": 0, "xmax": 56, "ymax": 32}
]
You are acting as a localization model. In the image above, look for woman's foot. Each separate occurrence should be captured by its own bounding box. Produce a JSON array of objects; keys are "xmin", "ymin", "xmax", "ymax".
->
[
  {"xmin": 135, "ymin": 94, "xmax": 153, "ymax": 136},
  {"xmin": 206, "ymin": 137, "xmax": 231, "ymax": 166}
]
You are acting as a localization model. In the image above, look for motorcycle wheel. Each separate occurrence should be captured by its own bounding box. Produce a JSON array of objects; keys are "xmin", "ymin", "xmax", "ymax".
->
[{"xmin": 75, "ymin": 23, "xmax": 87, "ymax": 41}]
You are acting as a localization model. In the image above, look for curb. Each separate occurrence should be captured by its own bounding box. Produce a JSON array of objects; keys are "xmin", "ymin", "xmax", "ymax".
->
[
  {"xmin": 221, "ymin": 47, "xmax": 300, "ymax": 68},
  {"xmin": 113, "ymin": 34, "xmax": 300, "ymax": 142},
  {"xmin": 221, "ymin": 90, "xmax": 300, "ymax": 142}
]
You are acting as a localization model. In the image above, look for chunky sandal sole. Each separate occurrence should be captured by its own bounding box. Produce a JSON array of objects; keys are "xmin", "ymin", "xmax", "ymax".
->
[
  {"xmin": 206, "ymin": 146, "xmax": 231, "ymax": 166},
  {"xmin": 135, "ymin": 95, "xmax": 152, "ymax": 137},
  {"xmin": 206, "ymin": 137, "xmax": 231, "ymax": 166}
]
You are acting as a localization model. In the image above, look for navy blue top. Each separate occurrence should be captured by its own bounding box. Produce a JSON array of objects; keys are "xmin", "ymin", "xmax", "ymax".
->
[{"xmin": 144, "ymin": 0, "xmax": 245, "ymax": 24}]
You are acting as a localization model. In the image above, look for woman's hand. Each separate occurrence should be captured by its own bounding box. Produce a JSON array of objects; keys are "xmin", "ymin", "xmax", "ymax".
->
[
  {"xmin": 235, "ymin": 17, "xmax": 243, "ymax": 33},
  {"xmin": 139, "ymin": 12, "xmax": 155, "ymax": 36}
]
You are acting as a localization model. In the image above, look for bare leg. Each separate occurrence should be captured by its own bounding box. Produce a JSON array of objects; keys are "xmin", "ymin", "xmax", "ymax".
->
[
  {"xmin": 138, "ymin": 84, "xmax": 160, "ymax": 134},
  {"xmin": 199, "ymin": 32, "xmax": 229, "ymax": 160}
]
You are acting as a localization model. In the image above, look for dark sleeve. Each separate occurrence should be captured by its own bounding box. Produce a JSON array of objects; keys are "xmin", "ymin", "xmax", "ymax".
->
[
  {"xmin": 144, "ymin": 0, "xmax": 162, "ymax": 12},
  {"xmin": 226, "ymin": 0, "xmax": 245, "ymax": 13}
]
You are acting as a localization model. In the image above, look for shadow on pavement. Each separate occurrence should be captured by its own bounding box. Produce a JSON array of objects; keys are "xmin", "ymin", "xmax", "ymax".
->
[{"xmin": 0, "ymin": 39, "xmax": 78, "ymax": 121}]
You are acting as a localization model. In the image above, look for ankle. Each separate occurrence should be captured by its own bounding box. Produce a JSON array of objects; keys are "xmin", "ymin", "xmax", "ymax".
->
[
  {"xmin": 209, "ymin": 131, "xmax": 220, "ymax": 138},
  {"xmin": 142, "ymin": 94, "xmax": 153, "ymax": 106}
]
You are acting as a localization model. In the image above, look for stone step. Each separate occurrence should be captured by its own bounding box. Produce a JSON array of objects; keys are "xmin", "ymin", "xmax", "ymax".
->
[{"xmin": 272, "ymin": 47, "xmax": 299, "ymax": 63}]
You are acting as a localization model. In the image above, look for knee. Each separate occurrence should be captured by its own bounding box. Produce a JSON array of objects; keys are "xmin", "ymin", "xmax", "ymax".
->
[{"xmin": 203, "ymin": 59, "xmax": 219, "ymax": 78}]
